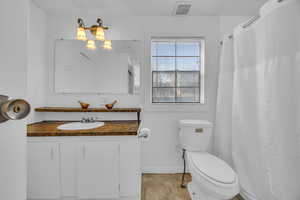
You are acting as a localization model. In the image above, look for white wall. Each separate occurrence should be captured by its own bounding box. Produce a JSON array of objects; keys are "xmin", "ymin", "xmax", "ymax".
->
[
  {"xmin": 28, "ymin": 6, "xmax": 250, "ymax": 172},
  {"xmin": 27, "ymin": 2, "xmax": 48, "ymax": 123},
  {"xmin": 37, "ymin": 14, "xmax": 220, "ymax": 172},
  {"xmin": 0, "ymin": 0, "xmax": 29, "ymax": 199},
  {"xmin": 141, "ymin": 16, "xmax": 220, "ymax": 172}
]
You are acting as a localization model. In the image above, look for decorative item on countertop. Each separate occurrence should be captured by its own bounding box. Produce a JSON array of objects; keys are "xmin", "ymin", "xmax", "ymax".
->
[
  {"xmin": 105, "ymin": 100, "xmax": 118, "ymax": 110},
  {"xmin": 78, "ymin": 101, "xmax": 90, "ymax": 109},
  {"xmin": 0, "ymin": 95, "xmax": 31, "ymax": 123}
]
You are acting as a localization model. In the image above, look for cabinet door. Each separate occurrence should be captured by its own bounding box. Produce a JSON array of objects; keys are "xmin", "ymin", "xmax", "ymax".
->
[
  {"xmin": 77, "ymin": 142, "xmax": 119, "ymax": 199},
  {"xmin": 60, "ymin": 142, "xmax": 77, "ymax": 197},
  {"xmin": 27, "ymin": 142, "xmax": 60, "ymax": 199},
  {"xmin": 120, "ymin": 139, "xmax": 141, "ymax": 197}
]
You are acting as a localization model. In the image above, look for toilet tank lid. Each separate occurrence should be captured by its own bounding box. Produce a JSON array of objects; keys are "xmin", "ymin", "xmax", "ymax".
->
[{"xmin": 179, "ymin": 120, "xmax": 213, "ymax": 128}]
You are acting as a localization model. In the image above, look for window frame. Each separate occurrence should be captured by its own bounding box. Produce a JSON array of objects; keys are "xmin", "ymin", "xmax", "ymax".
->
[{"xmin": 150, "ymin": 37, "xmax": 205, "ymax": 104}]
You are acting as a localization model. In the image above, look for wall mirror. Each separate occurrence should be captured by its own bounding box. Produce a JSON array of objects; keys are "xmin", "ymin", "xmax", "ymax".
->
[{"xmin": 54, "ymin": 39, "xmax": 142, "ymax": 94}]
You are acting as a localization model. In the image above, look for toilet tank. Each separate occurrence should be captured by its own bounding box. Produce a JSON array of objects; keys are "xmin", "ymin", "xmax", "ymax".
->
[{"xmin": 179, "ymin": 120, "xmax": 213, "ymax": 152}]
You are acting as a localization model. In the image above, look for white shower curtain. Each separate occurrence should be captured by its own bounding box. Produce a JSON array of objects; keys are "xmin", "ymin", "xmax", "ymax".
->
[
  {"xmin": 216, "ymin": 0, "xmax": 300, "ymax": 199},
  {"xmin": 214, "ymin": 36, "xmax": 234, "ymax": 166}
]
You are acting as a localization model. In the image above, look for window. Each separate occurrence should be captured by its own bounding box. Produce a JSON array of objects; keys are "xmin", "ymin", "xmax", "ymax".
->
[{"xmin": 151, "ymin": 38, "xmax": 205, "ymax": 103}]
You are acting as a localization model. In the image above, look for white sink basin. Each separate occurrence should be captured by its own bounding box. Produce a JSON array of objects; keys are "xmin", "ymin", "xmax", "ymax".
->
[{"xmin": 57, "ymin": 122, "xmax": 105, "ymax": 130}]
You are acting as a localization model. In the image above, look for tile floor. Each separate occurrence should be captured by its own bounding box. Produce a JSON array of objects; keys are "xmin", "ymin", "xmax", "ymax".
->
[{"xmin": 142, "ymin": 174, "xmax": 240, "ymax": 200}]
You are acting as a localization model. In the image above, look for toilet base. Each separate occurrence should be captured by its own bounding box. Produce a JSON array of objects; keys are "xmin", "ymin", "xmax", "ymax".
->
[{"xmin": 187, "ymin": 182, "xmax": 219, "ymax": 200}]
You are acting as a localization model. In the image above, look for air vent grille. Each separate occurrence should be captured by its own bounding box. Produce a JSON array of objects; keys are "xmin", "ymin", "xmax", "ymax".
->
[{"xmin": 173, "ymin": 2, "xmax": 192, "ymax": 16}]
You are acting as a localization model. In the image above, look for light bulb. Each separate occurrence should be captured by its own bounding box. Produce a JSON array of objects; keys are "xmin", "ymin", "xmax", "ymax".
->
[
  {"xmin": 86, "ymin": 40, "xmax": 96, "ymax": 50},
  {"xmin": 103, "ymin": 40, "xmax": 112, "ymax": 50},
  {"xmin": 77, "ymin": 27, "xmax": 87, "ymax": 41},
  {"xmin": 95, "ymin": 27, "xmax": 105, "ymax": 41}
]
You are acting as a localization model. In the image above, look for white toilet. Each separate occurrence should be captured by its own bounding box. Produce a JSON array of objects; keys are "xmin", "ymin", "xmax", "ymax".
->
[{"xmin": 179, "ymin": 120, "xmax": 239, "ymax": 200}]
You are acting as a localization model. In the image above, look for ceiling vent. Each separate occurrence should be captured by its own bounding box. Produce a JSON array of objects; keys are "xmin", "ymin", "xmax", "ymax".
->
[{"xmin": 173, "ymin": 1, "xmax": 192, "ymax": 16}]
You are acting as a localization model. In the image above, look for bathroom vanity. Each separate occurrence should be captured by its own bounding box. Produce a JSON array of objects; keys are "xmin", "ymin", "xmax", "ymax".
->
[{"xmin": 27, "ymin": 112, "xmax": 142, "ymax": 200}]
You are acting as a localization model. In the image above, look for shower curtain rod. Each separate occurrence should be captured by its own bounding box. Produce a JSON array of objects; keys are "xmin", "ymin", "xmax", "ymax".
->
[
  {"xmin": 242, "ymin": 15, "xmax": 260, "ymax": 28},
  {"xmin": 220, "ymin": 35, "xmax": 233, "ymax": 45},
  {"xmin": 220, "ymin": 0, "xmax": 285, "ymax": 45},
  {"xmin": 220, "ymin": 15, "xmax": 259, "ymax": 45},
  {"xmin": 243, "ymin": 0, "xmax": 285, "ymax": 29}
]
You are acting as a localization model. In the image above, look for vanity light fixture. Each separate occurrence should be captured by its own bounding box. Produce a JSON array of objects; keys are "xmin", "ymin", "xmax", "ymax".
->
[
  {"xmin": 76, "ymin": 27, "xmax": 87, "ymax": 41},
  {"xmin": 76, "ymin": 18, "xmax": 111, "ymax": 50},
  {"xmin": 103, "ymin": 40, "xmax": 112, "ymax": 50},
  {"xmin": 86, "ymin": 40, "xmax": 97, "ymax": 50},
  {"xmin": 95, "ymin": 26, "xmax": 105, "ymax": 41}
]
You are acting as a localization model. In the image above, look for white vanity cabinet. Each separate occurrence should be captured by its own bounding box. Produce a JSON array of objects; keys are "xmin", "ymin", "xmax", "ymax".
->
[
  {"xmin": 27, "ymin": 137, "xmax": 141, "ymax": 200},
  {"xmin": 27, "ymin": 142, "xmax": 60, "ymax": 199},
  {"xmin": 77, "ymin": 142, "xmax": 120, "ymax": 199}
]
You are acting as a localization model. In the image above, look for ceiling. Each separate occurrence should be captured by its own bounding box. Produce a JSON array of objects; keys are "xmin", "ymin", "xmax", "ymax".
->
[{"xmin": 33, "ymin": 0, "xmax": 269, "ymax": 16}]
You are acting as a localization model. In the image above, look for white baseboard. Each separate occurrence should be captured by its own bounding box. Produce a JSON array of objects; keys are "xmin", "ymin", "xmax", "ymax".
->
[{"xmin": 142, "ymin": 166, "xmax": 187, "ymax": 174}]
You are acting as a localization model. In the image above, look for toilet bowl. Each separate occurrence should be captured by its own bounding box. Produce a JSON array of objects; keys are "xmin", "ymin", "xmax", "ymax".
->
[
  {"xmin": 178, "ymin": 120, "xmax": 239, "ymax": 200},
  {"xmin": 187, "ymin": 152, "xmax": 239, "ymax": 200}
]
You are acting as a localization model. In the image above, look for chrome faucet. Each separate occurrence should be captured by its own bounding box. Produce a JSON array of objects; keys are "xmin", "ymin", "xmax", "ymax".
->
[{"xmin": 81, "ymin": 117, "xmax": 98, "ymax": 123}]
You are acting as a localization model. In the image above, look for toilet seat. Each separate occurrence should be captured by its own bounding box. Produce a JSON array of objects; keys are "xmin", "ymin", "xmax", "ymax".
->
[
  {"xmin": 188, "ymin": 152, "xmax": 237, "ymax": 186},
  {"xmin": 187, "ymin": 152, "xmax": 239, "ymax": 199}
]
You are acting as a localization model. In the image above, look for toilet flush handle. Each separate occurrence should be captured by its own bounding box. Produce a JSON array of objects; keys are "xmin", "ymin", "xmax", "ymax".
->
[{"xmin": 195, "ymin": 128, "xmax": 204, "ymax": 133}]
